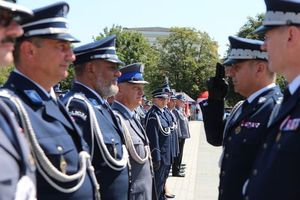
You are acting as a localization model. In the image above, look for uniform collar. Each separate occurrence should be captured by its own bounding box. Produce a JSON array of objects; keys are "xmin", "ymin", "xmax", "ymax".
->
[
  {"xmin": 287, "ymin": 75, "xmax": 300, "ymax": 95},
  {"xmin": 14, "ymin": 69, "xmax": 52, "ymax": 99},
  {"xmin": 246, "ymin": 83, "xmax": 276, "ymax": 103},
  {"xmin": 114, "ymin": 100, "xmax": 134, "ymax": 118},
  {"xmin": 74, "ymin": 81, "xmax": 106, "ymax": 104}
]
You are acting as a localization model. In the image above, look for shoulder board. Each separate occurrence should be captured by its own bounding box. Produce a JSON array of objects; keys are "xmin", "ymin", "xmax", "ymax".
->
[
  {"xmin": 23, "ymin": 90, "xmax": 43, "ymax": 106},
  {"xmin": 88, "ymin": 98, "xmax": 99, "ymax": 106}
]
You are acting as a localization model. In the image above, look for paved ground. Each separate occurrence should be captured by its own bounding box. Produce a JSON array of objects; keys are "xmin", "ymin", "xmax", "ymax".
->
[{"xmin": 167, "ymin": 121, "xmax": 222, "ymax": 200}]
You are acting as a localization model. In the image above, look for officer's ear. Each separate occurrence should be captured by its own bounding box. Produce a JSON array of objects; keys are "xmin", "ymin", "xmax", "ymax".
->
[
  {"xmin": 19, "ymin": 40, "xmax": 37, "ymax": 59},
  {"xmin": 254, "ymin": 60, "xmax": 267, "ymax": 77},
  {"xmin": 287, "ymin": 26, "xmax": 300, "ymax": 47}
]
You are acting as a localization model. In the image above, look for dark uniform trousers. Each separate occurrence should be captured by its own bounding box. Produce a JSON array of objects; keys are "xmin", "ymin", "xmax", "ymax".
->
[
  {"xmin": 145, "ymin": 105, "xmax": 172, "ymax": 200},
  {"xmin": 112, "ymin": 101, "xmax": 153, "ymax": 200},
  {"xmin": 62, "ymin": 82, "xmax": 129, "ymax": 200},
  {"xmin": 201, "ymin": 86, "xmax": 282, "ymax": 200},
  {"xmin": 244, "ymin": 86, "xmax": 300, "ymax": 200},
  {"xmin": 2, "ymin": 72, "xmax": 95, "ymax": 200},
  {"xmin": 0, "ymin": 98, "xmax": 36, "ymax": 200}
]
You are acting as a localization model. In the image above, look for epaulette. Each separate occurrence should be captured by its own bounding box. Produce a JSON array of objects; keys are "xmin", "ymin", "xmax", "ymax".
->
[
  {"xmin": 23, "ymin": 90, "xmax": 43, "ymax": 106},
  {"xmin": 88, "ymin": 98, "xmax": 99, "ymax": 106},
  {"xmin": 273, "ymin": 91, "xmax": 283, "ymax": 104}
]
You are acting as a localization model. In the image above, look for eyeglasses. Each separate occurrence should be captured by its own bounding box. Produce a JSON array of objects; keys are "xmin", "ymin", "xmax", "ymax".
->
[{"xmin": 0, "ymin": 9, "xmax": 17, "ymax": 27}]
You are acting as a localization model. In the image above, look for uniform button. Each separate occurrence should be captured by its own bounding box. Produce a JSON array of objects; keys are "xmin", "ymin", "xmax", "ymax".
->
[
  {"xmin": 225, "ymin": 153, "xmax": 229, "ymax": 158},
  {"xmin": 57, "ymin": 145, "xmax": 63, "ymax": 152},
  {"xmin": 277, "ymin": 144, "xmax": 281, "ymax": 149},
  {"xmin": 220, "ymin": 189, "xmax": 223, "ymax": 194},
  {"xmin": 221, "ymin": 171, "xmax": 226, "ymax": 176},
  {"xmin": 243, "ymin": 138, "xmax": 247, "ymax": 143},
  {"xmin": 245, "ymin": 196, "xmax": 249, "ymax": 200},
  {"xmin": 263, "ymin": 143, "xmax": 267, "ymax": 149},
  {"xmin": 253, "ymin": 169, "xmax": 258, "ymax": 176},
  {"xmin": 228, "ymin": 136, "xmax": 232, "ymax": 141}
]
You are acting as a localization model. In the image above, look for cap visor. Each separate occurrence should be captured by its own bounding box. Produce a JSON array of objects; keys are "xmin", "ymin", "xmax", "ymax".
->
[
  {"xmin": 105, "ymin": 58, "xmax": 125, "ymax": 65},
  {"xmin": 223, "ymin": 58, "xmax": 236, "ymax": 66},
  {"xmin": 253, "ymin": 25, "xmax": 275, "ymax": 34}
]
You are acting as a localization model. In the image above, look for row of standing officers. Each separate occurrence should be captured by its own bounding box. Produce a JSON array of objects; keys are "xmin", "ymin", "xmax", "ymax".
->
[{"xmin": 0, "ymin": 1, "xmax": 191, "ymax": 200}]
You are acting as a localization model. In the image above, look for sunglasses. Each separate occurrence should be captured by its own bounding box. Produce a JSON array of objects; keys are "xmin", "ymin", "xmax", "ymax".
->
[{"xmin": 0, "ymin": 9, "xmax": 20, "ymax": 27}]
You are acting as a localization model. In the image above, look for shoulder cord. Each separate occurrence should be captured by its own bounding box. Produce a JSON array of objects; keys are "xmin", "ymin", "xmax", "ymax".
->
[
  {"xmin": 155, "ymin": 113, "xmax": 171, "ymax": 136},
  {"xmin": 114, "ymin": 112, "xmax": 150, "ymax": 164},
  {"xmin": 65, "ymin": 93, "xmax": 128, "ymax": 171},
  {"xmin": 169, "ymin": 111, "xmax": 178, "ymax": 130},
  {"xmin": 144, "ymin": 111, "xmax": 171, "ymax": 136},
  {"xmin": 0, "ymin": 90, "xmax": 100, "ymax": 199}
]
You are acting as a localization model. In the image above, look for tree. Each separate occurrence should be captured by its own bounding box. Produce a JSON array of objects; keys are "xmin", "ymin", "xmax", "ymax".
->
[{"xmin": 155, "ymin": 27, "xmax": 219, "ymax": 100}]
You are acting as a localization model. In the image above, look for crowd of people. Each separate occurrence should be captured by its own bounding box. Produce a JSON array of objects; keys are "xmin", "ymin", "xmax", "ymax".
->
[
  {"xmin": 2, "ymin": 0, "xmax": 300, "ymax": 200},
  {"xmin": 0, "ymin": 1, "xmax": 191, "ymax": 200}
]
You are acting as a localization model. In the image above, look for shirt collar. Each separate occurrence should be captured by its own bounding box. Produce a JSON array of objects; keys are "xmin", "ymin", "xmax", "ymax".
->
[
  {"xmin": 246, "ymin": 83, "xmax": 276, "ymax": 103},
  {"xmin": 288, "ymin": 75, "xmax": 300, "ymax": 95}
]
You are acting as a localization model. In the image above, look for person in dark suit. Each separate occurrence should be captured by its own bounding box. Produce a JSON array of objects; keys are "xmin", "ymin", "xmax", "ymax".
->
[
  {"xmin": 200, "ymin": 36, "xmax": 282, "ymax": 200},
  {"xmin": 111, "ymin": 63, "xmax": 153, "ymax": 200},
  {"xmin": 244, "ymin": 0, "xmax": 300, "ymax": 199},
  {"xmin": 62, "ymin": 35, "xmax": 129, "ymax": 200},
  {"xmin": 0, "ymin": 2, "xmax": 35, "ymax": 199},
  {"xmin": 145, "ymin": 88, "xmax": 172, "ymax": 200},
  {"xmin": 0, "ymin": 2, "xmax": 100, "ymax": 200},
  {"xmin": 172, "ymin": 94, "xmax": 190, "ymax": 177}
]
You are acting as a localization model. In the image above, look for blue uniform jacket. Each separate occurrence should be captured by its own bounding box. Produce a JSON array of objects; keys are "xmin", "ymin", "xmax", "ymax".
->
[
  {"xmin": 2, "ymin": 71, "xmax": 94, "ymax": 200},
  {"xmin": 112, "ymin": 101, "xmax": 152, "ymax": 200},
  {"xmin": 145, "ymin": 105, "xmax": 172, "ymax": 166},
  {"xmin": 201, "ymin": 86, "xmax": 282, "ymax": 200},
  {"xmin": 245, "ymin": 86, "xmax": 300, "ymax": 200},
  {"xmin": 0, "ymin": 99, "xmax": 36, "ymax": 200},
  {"xmin": 62, "ymin": 82, "xmax": 129, "ymax": 200}
]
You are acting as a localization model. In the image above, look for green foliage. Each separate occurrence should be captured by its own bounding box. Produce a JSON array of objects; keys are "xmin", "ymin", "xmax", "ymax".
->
[
  {"xmin": 155, "ymin": 27, "xmax": 219, "ymax": 100},
  {"xmin": 60, "ymin": 65, "xmax": 74, "ymax": 91},
  {"xmin": 0, "ymin": 65, "xmax": 13, "ymax": 86},
  {"xmin": 237, "ymin": 13, "xmax": 265, "ymax": 40}
]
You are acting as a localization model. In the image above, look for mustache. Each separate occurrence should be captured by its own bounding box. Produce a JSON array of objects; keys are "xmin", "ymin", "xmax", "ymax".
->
[{"xmin": 1, "ymin": 37, "xmax": 16, "ymax": 44}]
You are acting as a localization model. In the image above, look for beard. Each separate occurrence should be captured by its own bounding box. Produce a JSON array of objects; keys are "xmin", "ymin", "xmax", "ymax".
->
[{"xmin": 95, "ymin": 83, "xmax": 119, "ymax": 99}]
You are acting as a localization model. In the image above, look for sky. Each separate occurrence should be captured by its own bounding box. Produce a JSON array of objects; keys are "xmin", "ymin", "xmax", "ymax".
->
[{"xmin": 18, "ymin": 0, "xmax": 266, "ymax": 57}]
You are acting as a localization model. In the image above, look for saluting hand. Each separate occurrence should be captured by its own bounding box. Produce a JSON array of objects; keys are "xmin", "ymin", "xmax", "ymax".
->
[{"xmin": 206, "ymin": 63, "xmax": 229, "ymax": 100}]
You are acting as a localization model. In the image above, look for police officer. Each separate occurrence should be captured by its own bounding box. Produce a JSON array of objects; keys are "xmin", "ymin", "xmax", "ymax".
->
[
  {"xmin": 111, "ymin": 63, "xmax": 153, "ymax": 200},
  {"xmin": 135, "ymin": 95, "xmax": 148, "ymax": 127},
  {"xmin": 0, "ymin": 1, "xmax": 35, "ymax": 199},
  {"xmin": 200, "ymin": 36, "xmax": 282, "ymax": 200},
  {"xmin": 145, "ymin": 87, "xmax": 172, "ymax": 200},
  {"xmin": 62, "ymin": 35, "xmax": 129, "ymax": 200},
  {"xmin": 172, "ymin": 94, "xmax": 190, "ymax": 177},
  {"xmin": 0, "ymin": 2, "xmax": 100, "ymax": 200},
  {"xmin": 244, "ymin": 0, "xmax": 300, "ymax": 199}
]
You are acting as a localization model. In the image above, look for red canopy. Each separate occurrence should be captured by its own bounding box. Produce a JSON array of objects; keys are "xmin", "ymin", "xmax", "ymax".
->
[{"xmin": 198, "ymin": 91, "xmax": 209, "ymax": 99}]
